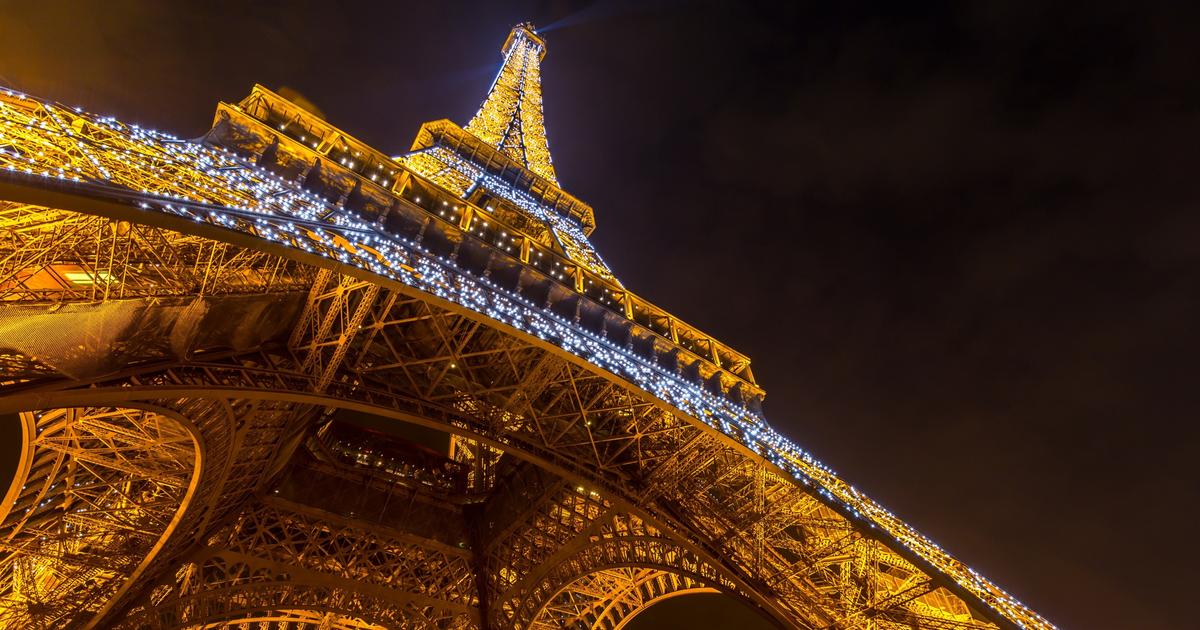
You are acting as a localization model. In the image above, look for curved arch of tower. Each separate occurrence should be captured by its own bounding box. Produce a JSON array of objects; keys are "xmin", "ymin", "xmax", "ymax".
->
[{"xmin": 0, "ymin": 22, "xmax": 1052, "ymax": 630}]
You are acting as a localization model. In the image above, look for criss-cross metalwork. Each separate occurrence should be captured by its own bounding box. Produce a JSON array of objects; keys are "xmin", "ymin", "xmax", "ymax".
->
[
  {"xmin": 464, "ymin": 23, "xmax": 558, "ymax": 185},
  {"xmin": 0, "ymin": 23, "xmax": 1052, "ymax": 630},
  {"xmin": 0, "ymin": 407, "xmax": 196, "ymax": 629}
]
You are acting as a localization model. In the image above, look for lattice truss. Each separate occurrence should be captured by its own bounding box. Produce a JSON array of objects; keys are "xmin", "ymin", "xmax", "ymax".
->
[
  {"xmin": 247, "ymin": 280, "xmax": 1016, "ymax": 629},
  {"xmin": 0, "ymin": 203, "xmax": 310, "ymax": 303},
  {"xmin": 0, "ymin": 74, "xmax": 1054, "ymax": 628},
  {"xmin": 0, "ymin": 296, "xmax": 1002, "ymax": 630},
  {"xmin": 475, "ymin": 465, "xmax": 742, "ymax": 630},
  {"xmin": 529, "ymin": 569, "xmax": 709, "ymax": 630},
  {"xmin": 122, "ymin": 499, "xmax": 477, "ymax": 630},
  {"xmin": 288, "ymin": 267, "xmax": 381, "ymax": 391},
  {"xmin": 0, "ymin": 251, "xmax": 1042, "ymax": 629},
  {"xmin": 403, "ymin": 145, "xmax": 618, "ymax": 283},
  {"xmin": 2, "ymin": 276, "xmax": 1018, "ymax": 630},
  {"xmin": 465, "ymin": 23, "xmax": 557, "ymax": 184},
  {"xmin": 396, "ymin": 146, "xmax": 615, "ymax": 286},
  {"xmin": 0, "ymin": 407, "xmax": 196, "ymax": 629},
  {"xmin": 0, "ymin": 88, "xmax": 384, "ymax": 278}
]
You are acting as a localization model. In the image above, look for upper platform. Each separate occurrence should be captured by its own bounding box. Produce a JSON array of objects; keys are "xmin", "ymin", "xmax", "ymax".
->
[
  {"xmin": 407, "ymin": 119, "xmax": 594, "ymax": 235},
  {"xmin": 190, "ymin": 24, "xmax": 764, "ymax": 400},
  {"xmin": 204, "ymin": 83, "xmax": 763, "ymax": 403}
]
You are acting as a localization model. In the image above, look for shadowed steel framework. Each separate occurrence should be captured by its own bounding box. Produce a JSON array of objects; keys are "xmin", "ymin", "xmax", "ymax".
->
[{"xmin": 0, "ymin": 22, "xmax": 1053, "ymax": 630}]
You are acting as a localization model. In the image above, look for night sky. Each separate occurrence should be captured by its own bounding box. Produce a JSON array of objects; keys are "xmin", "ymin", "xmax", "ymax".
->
[{"xmin": 3, "ymin": 1, "xmax": 1197, "ymax": 627}]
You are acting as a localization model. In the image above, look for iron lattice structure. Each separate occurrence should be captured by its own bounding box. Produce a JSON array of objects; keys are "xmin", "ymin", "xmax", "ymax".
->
[{"xmin": 0, "ymin": 23, "xmax": 1053, "ymax": 630}]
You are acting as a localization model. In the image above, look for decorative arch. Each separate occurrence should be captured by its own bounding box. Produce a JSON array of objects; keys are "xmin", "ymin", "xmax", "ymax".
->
[
  {"xmin": 131, "ymin": 580, "xmax": 468, "ymax": 628},
  {"xmin": 192, "ymin": 610, "xmax": 384, "ymax": 630},
  {"xmin": 0, "ymin": 406, "xmax": 200, "ymax": 628},
  {"xmin": 0, "ymin": 338, "xmax": 992, "ymax": 630},
  {"xmin": 529, "ymin": 568, "xmax": 716, "ymax": 630},
  {"xmin": 129, "ymin": 580, "xmax": 470, "ymax": 630},
  {"xmin": 118, "ymin": 499, "xmax": 479, "ymax": 630},
  {"xmin": 499, "ymin": 510, "xmax": 769, "ymax": 630}
]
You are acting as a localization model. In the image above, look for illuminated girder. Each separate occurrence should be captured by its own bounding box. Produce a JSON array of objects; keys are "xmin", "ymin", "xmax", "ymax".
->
[
  {"xmin": 465, "ymin": 23, "xmax": 558, "ymax": 185},
  {"xmin": 0, "ymin": 282, "xmax": 1039, "ymax": 630},
  {"xmin": 529, "ymin": 568, "xmax": 712, "ymax": 630},
  {"xmin": 0, "ymin": 36, "xmax": 1054, "ymax": 630},
  {"xmin": 123, "ymin": 496, "xmax": 479, "ymax": 629},
  {"xmin": 395, "ymin": 25, "xmax": 617, "ymax": 283},
  {"xmin": 0, "ymin": 407, "xmax": 196, "ymax": 629}
]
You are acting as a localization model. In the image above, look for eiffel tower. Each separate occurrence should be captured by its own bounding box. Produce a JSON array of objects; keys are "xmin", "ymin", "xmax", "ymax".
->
[{"xmin": 0, "ymin": 23, "xmax": 1052, "ymax": 630}]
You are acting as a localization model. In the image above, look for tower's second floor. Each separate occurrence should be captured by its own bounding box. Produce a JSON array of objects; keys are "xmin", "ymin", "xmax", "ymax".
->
[{"xmin": 201, "ymin": 24, "xmax": 764, "ymax": 409}]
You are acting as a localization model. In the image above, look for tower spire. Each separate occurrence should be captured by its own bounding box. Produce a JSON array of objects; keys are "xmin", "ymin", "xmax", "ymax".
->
[
  {"xmin": 400, "ymin": 23, "xmax": 615, "ymax": 284},
  {"xmin": 464, "ymin": 22, "xmax": 558, "ymax": 184}
]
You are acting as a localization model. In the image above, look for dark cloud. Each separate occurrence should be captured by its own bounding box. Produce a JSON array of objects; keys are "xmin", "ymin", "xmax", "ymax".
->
[{"xmin": 1, "ymin": 1, "xmax": 1195, "ymax": 627}]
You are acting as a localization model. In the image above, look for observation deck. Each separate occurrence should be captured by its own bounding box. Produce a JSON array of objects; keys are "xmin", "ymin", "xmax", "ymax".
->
[{"xmin": 209, "ymin": 85, "xmax": 764, "ymax": 408}]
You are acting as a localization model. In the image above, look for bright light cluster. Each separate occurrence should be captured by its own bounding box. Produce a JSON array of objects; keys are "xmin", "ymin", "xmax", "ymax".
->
[
  {"xmin": 464, "ymin": 25, "xmax": 558, "ymax": 184},
  {"xmin": 401, "ymin": 24, "xmax": 612, "ymax": 282},
  {"xmin": 0, "ymin": 89, "xmax": 1053, "ymax": 630},
  {"xmin": 408, "ymin": 146, "xmax": 619, "ymax": 284}
]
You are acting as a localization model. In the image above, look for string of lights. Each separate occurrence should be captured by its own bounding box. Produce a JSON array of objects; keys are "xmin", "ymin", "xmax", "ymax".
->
[
  {"xmin": 406, "ymin": 144, "xmax": 618, "ymax": 282},
  {"xmin": 464, "ymin": 23, "xmax": 558, "ymax": 184}
]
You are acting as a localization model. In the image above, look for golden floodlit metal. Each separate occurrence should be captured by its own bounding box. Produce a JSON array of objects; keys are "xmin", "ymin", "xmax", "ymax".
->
[{"xmin": 0, "ymin": 23, "xmax": 1052, "ymax": 630}]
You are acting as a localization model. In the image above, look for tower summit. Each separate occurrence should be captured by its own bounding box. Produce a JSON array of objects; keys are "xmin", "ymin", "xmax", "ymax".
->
[{"xmin": 465, "ymin": 23, "xmax": 557, "ymax": 184}]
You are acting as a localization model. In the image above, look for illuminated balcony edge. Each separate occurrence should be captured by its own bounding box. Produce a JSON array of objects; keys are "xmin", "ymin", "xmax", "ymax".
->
[{"xmin": 409, "ymin": 119, "xmax": 594, "ymax": 233}]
